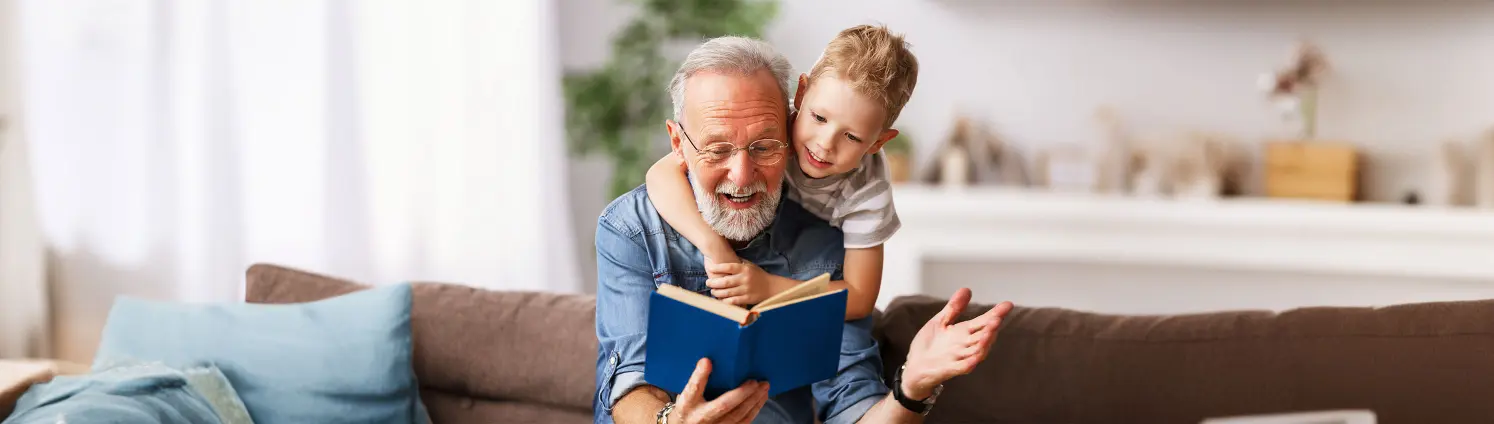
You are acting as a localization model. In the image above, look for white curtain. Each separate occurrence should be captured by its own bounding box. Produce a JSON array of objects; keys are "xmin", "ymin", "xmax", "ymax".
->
[
  {"xmin": 0, "ymin": 108, "xmax": 50, "ymax": 360},
  {"xmin": 0, "ymin": 0, "xmax": 49, "ymax": 360},
  {"xmin": 17, "ymin": 0, "xmax": 578, "ymax": 363}
]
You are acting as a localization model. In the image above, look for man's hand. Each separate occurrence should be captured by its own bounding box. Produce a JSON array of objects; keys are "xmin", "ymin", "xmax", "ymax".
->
[
  {"xmin": 901, "ymin": 288, "xmax": 1013, "ymax": 400},
  {"xmin": 705, "ymin": 261, "xmax": 779, "ymax": 306},
  {"xmin": 670, "ymin": 358, "xmax": 771, "ymax": 424}
]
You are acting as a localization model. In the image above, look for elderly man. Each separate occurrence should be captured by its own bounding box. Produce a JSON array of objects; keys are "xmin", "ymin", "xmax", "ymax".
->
[{"xmin": 594, "ymin": 36, "xmax": 1012, "ymax": 424}]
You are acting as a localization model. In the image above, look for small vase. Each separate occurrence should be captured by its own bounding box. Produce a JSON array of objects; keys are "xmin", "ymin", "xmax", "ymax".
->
[
  {"xmin": 940, "ymin": 148, "xmax": 969, "ymax": 188},
  {"xmin": 1475, "ymin": 133, "xmax": 1494, "ymax": 209},
  {"xmin": 1428, "ymin": 140, "xmax": 1469, "ymax": 207},
  {"xmin": 1299, "ymin": 86, "xmax": 1319, "ymax": 140}
]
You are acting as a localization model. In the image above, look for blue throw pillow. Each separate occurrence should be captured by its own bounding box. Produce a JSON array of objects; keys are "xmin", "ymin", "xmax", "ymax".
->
[{"xmin": 93, "ymin": 283, "xmax": 426, "ymax": 424}]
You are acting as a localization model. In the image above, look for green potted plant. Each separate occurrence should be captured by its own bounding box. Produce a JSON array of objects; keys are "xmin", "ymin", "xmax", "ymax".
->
[
  {"xmin": 563, "ymin": 0, "xmax": 779, "ymax": 198},
  {"xmin": 881, "ymin": 131, "xmax": 914, "ymax": 183}
]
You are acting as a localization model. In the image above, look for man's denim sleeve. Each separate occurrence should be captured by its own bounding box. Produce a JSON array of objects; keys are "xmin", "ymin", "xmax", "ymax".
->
[
  {"xmin": 813, "ymin": 316, "xmax": 891, "ymax": 424},
  {"xmin": 593, "ymin": 215, "xmax": 655, "ymax": 422}
]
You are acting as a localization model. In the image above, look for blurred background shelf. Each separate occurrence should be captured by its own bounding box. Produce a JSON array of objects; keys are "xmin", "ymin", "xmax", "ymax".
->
[{"xmin": 879, "ymin": 184, "xmax": 1494, "ymax": 312}]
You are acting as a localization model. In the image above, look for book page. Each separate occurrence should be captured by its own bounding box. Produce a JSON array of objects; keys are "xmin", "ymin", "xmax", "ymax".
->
[
  {"xmin": 657, "ymin": 284, "xmax": 752, "ymax": 324},
  {"xmin": 752, "ymin": 289, "xmax": 845, "ymax": 314},
  {"xmin": 750, "ymin": 273, "xmax": 831, "ymax": 312}
]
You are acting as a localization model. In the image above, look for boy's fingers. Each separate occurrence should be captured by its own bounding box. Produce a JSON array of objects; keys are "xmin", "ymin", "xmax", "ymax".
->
[
  {"xmin": 712, "ymin": 288, "xmax": 741, "ymax": 300},
  {"xmin": 722, "ymin": 295, "xmax": 754, "ymax": 306},
  {"xmin": 706, "ymin": 276, "xmax": 740, "ymax": 289},
  {"xmin": 707, "ymin": 262, "xmax": 742, "ymax": 275}
]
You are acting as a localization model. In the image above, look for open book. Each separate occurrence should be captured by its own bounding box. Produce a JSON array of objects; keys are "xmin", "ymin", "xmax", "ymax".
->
[{"xmin": 645, "ymin": 273, "xmax": 846, "ymax": 398}]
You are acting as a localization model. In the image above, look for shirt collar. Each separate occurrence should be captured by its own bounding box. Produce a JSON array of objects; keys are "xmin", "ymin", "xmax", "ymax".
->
[{"xmin": 763, "ymin": 186, "xmax": 798, "ymax": 254}]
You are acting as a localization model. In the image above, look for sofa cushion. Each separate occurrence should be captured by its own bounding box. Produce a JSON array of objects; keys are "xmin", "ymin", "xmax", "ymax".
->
[
  {"xmin": 420, "ymin": 389, "xmax": 590, "ymax": 424},
  {"xmin": 875, "ymin": 295, "xmax": 1494, "ymax": 424},
  {"xmin": 93, "ymin": 283, "xmax": 425, "ymax": 424},
  {"xmin": 0, "ymin": 360, "xmax": 88, "ymax": 418},
  {"xmin": 244, "ymin": 264, "xmax": 596, "ymax": 413},
  {"xmin": 5, "ymin": 362, "xmax": 231, "ymax": 424}
]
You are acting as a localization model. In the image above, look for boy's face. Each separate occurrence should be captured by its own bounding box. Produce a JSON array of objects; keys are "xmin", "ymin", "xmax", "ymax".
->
[{"xmin": 791, "ymin": 73, "xmax": 898, "ymax": 179}]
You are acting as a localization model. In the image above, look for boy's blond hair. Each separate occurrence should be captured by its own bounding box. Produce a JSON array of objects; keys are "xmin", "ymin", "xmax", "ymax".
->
[{"xmin": 806, "ymin": 24, "xmax": 919, "ymax": 129}]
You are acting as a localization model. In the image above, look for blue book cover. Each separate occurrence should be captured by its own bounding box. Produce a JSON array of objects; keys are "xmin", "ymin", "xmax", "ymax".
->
[{"xmin": 645, "ymin": 273, "xmax": 846, "ymax": 398}]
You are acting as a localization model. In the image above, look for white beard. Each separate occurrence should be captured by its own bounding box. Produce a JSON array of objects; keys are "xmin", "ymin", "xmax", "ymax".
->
[{"xmin": 690, "ymin": 176, "xmax": 780, "ymax": 242}]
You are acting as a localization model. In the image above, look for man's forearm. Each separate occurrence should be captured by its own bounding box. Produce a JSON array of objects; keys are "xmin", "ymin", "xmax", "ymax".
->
[
  {"xmin": 613, "ymin": 385, "xmax": 671, "ymax": 424},
  {"xmin": 856, "ymin": 393, "xmax": 925, "ymax": 424}
]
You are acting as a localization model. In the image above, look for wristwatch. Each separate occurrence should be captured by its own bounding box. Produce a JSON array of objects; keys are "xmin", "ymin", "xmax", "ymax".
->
[
  {"xmin": 656, "ymin": 401, "xmax": 675, "ymax": 424},
  {"xmin": 892, "ymin": 364, "xmax": 941, "ymax": 416}
]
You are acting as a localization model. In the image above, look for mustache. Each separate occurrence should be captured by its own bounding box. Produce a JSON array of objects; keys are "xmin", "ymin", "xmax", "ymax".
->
[{"xmin": 714, "ymin": 180, "xmax": 766, "ymax": 196}]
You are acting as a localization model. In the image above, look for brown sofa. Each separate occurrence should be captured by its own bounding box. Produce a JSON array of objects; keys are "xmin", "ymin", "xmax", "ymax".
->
[{"xmin": 244, "ymin": 263, "xmax": 1494, "ymax": 423}]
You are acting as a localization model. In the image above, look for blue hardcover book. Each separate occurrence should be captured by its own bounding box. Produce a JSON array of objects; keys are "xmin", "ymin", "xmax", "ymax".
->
[{"xmin": 645, "ymin": 273, "xmax": 846, "ymax": 398}]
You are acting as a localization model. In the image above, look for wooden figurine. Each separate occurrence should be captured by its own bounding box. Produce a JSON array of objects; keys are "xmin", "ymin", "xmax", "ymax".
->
[
  {"xmin": 1128, "ymin": 132, "xmax": 1232, "ymax": 200},
  {"xmin": 919, "ymin": 115, "xmax": 978, "ymax": 187},
  {"xmin": 1091, "ymin": 107, "xmax": 1136, "ymax": 194},
  {"xmin": 920, "ymin": 114, "xmax": 1030, "ymax": 187}
]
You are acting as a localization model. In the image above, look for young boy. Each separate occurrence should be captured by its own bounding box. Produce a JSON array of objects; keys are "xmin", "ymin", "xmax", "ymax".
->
[{"xmin": 646, "ymin": 24, "xmax": 917, "ymax": 321}]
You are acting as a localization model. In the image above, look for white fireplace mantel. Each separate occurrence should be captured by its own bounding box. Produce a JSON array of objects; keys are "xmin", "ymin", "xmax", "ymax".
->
[{"xmin": 877, "ymin": 184, "xmax": 1494, "ymax": 310}]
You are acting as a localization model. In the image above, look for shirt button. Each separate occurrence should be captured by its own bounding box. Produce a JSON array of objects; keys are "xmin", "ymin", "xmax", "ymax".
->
[{"xmin": 609, "ymin": 356, "xmax": 617, "ymax": 365}]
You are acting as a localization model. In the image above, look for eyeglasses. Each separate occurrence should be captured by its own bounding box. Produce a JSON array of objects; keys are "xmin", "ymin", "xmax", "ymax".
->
[{"xmin": 676, "ymin": 122, "xmax": 788, "ymax": 166}]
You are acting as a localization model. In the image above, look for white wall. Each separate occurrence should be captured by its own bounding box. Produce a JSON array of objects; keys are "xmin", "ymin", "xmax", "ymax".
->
[
  {"xmin": 560, "ymin": 1, "xmax": 1494, "ymax": 298},
  {"xmin": 769, "ymin": 1, "xmax": 1494, "ymax": 200}
]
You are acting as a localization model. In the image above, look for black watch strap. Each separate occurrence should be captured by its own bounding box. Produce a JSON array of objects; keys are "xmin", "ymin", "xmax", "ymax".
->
[{"xmin": 893, "ymin": 364, "xmax": 936, "ymax": 415}]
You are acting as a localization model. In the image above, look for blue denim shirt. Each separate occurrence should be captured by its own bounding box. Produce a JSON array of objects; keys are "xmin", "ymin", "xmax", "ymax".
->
[{"xmin": 593, "ymin": 185, "xmax": 888, "ymax": 424}]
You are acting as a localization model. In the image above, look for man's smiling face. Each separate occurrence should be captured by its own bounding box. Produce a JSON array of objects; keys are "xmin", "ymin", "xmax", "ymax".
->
[{"xmin": 666, "ymin": 68, "xmax": 789, "ymax": 242}]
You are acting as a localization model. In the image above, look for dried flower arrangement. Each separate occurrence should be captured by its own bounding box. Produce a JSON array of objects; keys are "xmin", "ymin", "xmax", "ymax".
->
[{"xmin": 1257, "ymin": 41, "xmax": 1330, "ymax": 139}]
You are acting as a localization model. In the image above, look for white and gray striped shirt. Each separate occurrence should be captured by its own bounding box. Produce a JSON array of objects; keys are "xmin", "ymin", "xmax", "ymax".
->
[{"xmin": 784, "ymin": 153, "xmax": 901, "ymax": 249}]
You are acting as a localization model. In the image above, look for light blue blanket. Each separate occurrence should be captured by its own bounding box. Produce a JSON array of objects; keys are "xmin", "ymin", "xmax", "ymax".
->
[{"xmin": 3, "ymin": 362, "xmax": 252, "ymax": 424}]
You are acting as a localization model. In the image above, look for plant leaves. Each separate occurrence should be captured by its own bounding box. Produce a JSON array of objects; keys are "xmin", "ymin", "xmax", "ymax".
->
[{"xmin": 565, "ymin": 0, "xmax": 780, "ymax": 198}]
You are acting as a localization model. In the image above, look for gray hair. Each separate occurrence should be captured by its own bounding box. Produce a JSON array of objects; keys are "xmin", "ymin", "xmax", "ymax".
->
[{"xmin": 668, "ymin": 36, "xmax": 795, "ymax": 120}]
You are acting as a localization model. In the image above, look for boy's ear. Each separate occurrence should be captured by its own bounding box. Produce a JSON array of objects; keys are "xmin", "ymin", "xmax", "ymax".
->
[
  {"xmin": 794, "ymin": 74, "xmax": 809, "ymax": 110},
  {"xmin": 665, "ymin": 119, "xmax": 685, "ymax": 159},
  {"xmin": 868, "ymin": 128, "xmax": 900, "ymax": 154}
]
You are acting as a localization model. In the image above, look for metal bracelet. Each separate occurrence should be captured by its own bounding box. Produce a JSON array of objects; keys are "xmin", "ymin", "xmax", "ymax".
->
[{"xmin": 656, "ymin": 401, "xmax": 676, "ymax": 424}]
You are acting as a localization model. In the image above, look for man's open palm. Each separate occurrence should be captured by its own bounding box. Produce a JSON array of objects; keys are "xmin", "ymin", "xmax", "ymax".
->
[{"xmin": 903, "ymin": 288, "xmax": 1014, "ymax": 398}]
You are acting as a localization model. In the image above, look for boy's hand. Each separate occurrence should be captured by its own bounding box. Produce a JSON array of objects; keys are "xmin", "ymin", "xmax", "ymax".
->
[
  {"xmin": 706, "ymin": 261, "xmax": 773, "ymax": 306},
  {"xmin": 703, "ymin": 252, "xmax": 743, "ymax": 277}
]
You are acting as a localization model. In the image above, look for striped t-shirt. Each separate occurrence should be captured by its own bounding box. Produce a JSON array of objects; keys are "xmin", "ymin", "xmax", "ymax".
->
[{"xmin": 784, "ymin": 152, "xmax": 901, "ymax": 249}]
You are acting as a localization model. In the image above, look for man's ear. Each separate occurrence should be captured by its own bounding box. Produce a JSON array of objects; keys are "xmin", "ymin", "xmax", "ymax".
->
[
  {"xmin": 794, "ymin": 74, "xmax": 809, "ymax": 110},
  {"xmin": 868, "ymin": 128, "xmax": 900, "ymax": 154},
  {"xmin": 665, "ymin": 119, "xmax": 685, "ymax": 160}
]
